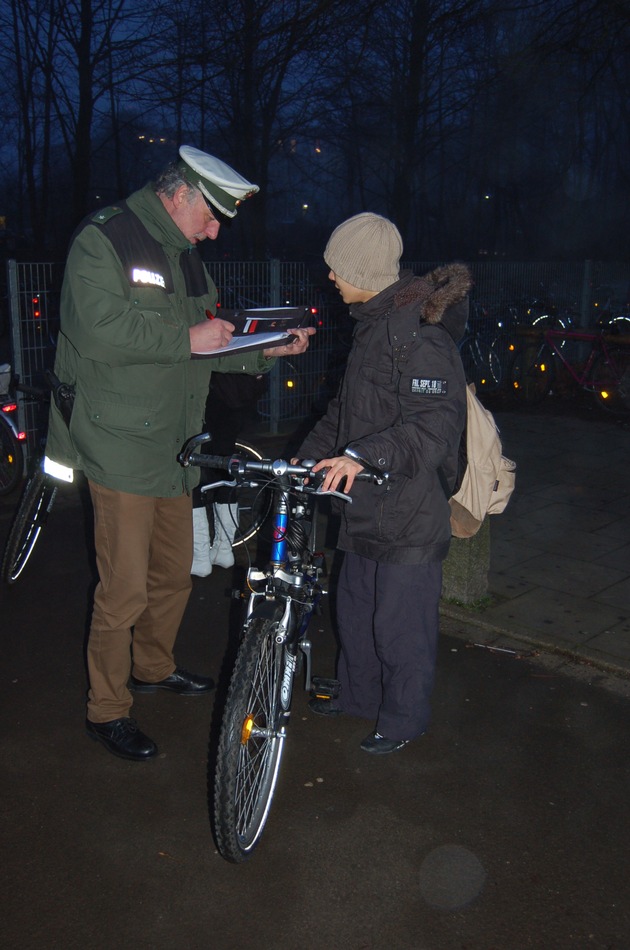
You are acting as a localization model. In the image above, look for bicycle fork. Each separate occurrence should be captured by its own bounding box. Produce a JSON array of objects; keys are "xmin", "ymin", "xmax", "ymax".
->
[{"xmin": 245, "ymin": 579, "xmax": 323, "ymax": 693}]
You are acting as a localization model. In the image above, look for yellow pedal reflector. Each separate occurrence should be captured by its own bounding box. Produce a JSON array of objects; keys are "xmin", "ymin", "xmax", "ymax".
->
[{"xmin": 241, "ymin": 714, "xmax": 255, "ymax": 744}]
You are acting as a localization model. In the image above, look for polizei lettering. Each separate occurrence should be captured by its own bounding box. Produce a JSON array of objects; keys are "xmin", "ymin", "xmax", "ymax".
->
[{"xmin": 131, "ymin": 267, "xmax": 166, "ymax": 288}]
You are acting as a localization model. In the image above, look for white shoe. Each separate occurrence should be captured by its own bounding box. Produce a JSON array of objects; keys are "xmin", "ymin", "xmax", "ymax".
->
[
  {"xmin": 191, "ymin": 507, "xmax": 212, "ymax": 576},
  {"xmin": 210, "ymin": 503, "xmax": 238, "ymax": 569}
]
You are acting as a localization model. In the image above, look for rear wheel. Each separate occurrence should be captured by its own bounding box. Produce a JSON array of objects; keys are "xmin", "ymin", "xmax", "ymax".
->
[
  {"xmin": 0, "ymin": 418, "xmax": 23, "ymax": 496},
  {"xmin": 509, "ymin": 342, "xmax": 555, "ymax": 405},
  {"xmin": 1, "ymin": 470, "xmax": 57, "ymax": 583},
  {"xmin": 459, "ymin": 336, "xmax": 502, "ymax": 392},
  {"xmin": 213, "ymin": 615, "xmax": 294, "ymax": 862},
  {"xmin": 591, "ymin": 347, "xmax": 630, "ymax": 413}
]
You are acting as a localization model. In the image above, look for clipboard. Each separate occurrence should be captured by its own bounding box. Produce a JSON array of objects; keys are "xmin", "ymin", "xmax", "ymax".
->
[{"xmin": 192, "ymin": 306, "xmax": 313, "ymax": 357}]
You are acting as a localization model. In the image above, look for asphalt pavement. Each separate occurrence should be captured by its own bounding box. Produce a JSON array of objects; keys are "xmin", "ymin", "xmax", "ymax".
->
[{"xmin": 1, "ymin": 396, "xmax": 630, "ymax": 949}]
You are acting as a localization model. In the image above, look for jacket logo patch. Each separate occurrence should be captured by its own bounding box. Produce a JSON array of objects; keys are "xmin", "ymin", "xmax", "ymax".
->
[
  {"xmin": 132, "ymin": 267, "xmax": 166, "ymax": 288},
  {"xmin": 411, "ymin": 377, "xmax": 448, "ymax": 396}
]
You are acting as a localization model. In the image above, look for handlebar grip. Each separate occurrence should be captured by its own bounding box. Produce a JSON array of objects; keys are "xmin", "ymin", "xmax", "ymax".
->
[{"xmin": 182, "ymin": 453, "xmax": 234, "ymax": 469}]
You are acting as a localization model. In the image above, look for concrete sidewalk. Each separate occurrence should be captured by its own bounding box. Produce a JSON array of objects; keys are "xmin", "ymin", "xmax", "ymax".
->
[{"xmin": 441, "ymin": 402, "xmax": 630, "ymax": 679}]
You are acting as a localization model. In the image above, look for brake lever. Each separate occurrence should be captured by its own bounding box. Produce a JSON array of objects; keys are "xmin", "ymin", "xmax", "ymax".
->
[
  {"xmin": 314, "ymin": 487, "xmax": 352, "ymax": 503},
  {"xmin": 200, "ymin": 479, "xmax": 237, "ymax": 493}
]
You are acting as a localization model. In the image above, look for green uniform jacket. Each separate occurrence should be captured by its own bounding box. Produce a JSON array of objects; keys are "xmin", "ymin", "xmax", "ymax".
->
[{"xmin": 46, "ymin": 184, "xmax": 272, "ymax": 495}]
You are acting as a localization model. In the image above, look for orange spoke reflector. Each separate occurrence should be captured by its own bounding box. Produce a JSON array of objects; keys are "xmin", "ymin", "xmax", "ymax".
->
[{"xmin": 241, "ymin": 714, "xmax": 255, "ymax": 744}]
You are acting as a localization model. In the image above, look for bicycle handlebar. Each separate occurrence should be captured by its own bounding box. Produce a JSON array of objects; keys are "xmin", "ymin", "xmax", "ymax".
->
[{"xmin": 178, "ymin": 434, "xmax": 389, "ymax": 486}]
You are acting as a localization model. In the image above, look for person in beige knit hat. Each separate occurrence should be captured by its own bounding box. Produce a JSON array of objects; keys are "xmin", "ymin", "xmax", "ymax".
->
[
  {"xmin": 324, "ymin": 212, "xmax": 403, "ymax": 296},
  {"xmin": 296, "ymin": 213, "xmax": 472, "ymax": 755}
]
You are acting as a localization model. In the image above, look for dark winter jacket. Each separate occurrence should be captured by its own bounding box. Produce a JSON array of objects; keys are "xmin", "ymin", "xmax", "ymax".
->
[
  {"xmin": 298, "ymin": 265, "xmax": 472, "ymax": 564},
  {"xmin": 46, "ymin": 184, "xmax": 272, "ymax": 496}
]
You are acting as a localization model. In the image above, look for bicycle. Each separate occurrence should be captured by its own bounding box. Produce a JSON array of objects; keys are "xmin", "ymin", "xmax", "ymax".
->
[
  {"xmin": 0, "ymin": 391, "xmax": 24, "ymax": 496},
  {"xmin": 1, "ymin": 376, "xmax": 73, "ymax": 584},
  {"xmin": 509, "ymin": 325, "xmax": 630, "ymax": 413},
  {"xmin": 458, "ymin": 305, "xmax": 503, "ymax": 393},
  {"xmin": 178, "ymin": 434, "xmax": 388, "ymax": 863}
]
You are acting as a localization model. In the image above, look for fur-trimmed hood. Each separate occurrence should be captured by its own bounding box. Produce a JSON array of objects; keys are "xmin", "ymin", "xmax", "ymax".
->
[
  {"xmin": 394, "ymin": 263, "xmax": 473, "ymax": 342},
  {"xmin": 393, "ymin": 263, "xmax": 473, "ymax": 321}
]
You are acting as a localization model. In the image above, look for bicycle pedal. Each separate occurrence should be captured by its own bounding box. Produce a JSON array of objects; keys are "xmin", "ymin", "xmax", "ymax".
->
[
  {"xmin": 312, "ymin": 551, "xmax": 328, "ymax": 575},
  {"xmin": 310, "ymin": 676, "xmax": 340, "ymax": 701}
]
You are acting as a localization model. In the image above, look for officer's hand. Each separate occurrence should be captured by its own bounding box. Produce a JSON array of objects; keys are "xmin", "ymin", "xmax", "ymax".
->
[
  {"xmin": 263, "ymin": 326, "xmax": 316, "ymax": 358},
  {"xmin": 189, "ymin": 318, "xmax": 235, "ymax": 352}
]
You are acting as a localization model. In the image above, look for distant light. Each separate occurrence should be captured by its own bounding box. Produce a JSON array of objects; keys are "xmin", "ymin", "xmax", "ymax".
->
[
  {"xmin": 302, "ymin": 204, "xmax": 309, "ymax": 211},
  {"xmin": 484, "ymin": 194, "xmax": 491, "ymax": 200}
]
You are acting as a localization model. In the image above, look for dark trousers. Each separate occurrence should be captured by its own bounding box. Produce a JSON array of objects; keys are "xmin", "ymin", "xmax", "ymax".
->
[{"xmin": 336, "ymin": 551, "xmax": 442, "ymax": 740}]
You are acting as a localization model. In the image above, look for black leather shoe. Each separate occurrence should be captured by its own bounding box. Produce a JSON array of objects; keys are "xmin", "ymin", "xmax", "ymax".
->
[
  {"xmin": 360, "ymin": 731, "xmax": 410, "ymax": 755},
  {"xmin": 86, "ymin": 717, "xmax": 158, "ymax": 760},
  {"xmin": 129, "ymin": 666, "xmax": 215, "ymax": 695},
  {"xmin": 308, "ymin": 697, "xmax": 343, "ymax": 717}
]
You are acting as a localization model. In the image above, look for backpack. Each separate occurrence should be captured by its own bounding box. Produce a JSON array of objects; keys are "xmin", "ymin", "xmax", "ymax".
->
[{"xmin": 448, "ymin": 384, "xmax": 516, "ymax": 538}]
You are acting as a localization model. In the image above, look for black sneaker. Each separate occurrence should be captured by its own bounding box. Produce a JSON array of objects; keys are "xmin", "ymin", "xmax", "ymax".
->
[{"xmin": 360, "ymin": 731, "xmax": 409, "ymax": 755}]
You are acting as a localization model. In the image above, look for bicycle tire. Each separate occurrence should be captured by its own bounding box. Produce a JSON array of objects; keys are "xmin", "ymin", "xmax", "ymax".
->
[
  {"xmin": 591, "ymin": 347, "xmax": 630, "ymax": 414},
  {"xmin": 459, "ymin": 336, "xmax": 502, "ymax": 392},
  {"xmin": 0, "ymin": 417, "xmax": 23, "ymax": 496},
  {"xmin": 1, "ymin": 470, "xmax": 57, "ymax": 584},
  {"xmin": 509, "ymin": 342, "xmax": 555, "ymax": 405},
  {"xmin": 231, "ymin": 441, "xmax": 273, "ymax": 547},
  {"xmin": 213, "ymin": 614, "xmax": 293, "ymax": 862}
]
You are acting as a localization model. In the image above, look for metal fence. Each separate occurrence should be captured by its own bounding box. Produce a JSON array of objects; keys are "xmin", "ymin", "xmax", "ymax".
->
[{"xmin": 6, "ymin": 257, "xmax": 630, "ymax": 466}]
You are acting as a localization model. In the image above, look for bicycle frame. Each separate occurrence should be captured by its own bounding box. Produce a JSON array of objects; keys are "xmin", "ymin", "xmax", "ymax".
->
[
  {"xmin": 244, "ymin": 474, "xmax": 324, "ymax": 692},
  {"xmin": 522, "ymin": 326, "xmax": 627, "ymax": 392},
  {"xmin": 535, "ymin": 327, "xmax": 609, "ymax": 390}
]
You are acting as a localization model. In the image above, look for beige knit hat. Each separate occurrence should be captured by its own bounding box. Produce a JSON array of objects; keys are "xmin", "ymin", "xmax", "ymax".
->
[{"xmin": 324, "ymin": 212, "xmax": 403, "ymax": 292}]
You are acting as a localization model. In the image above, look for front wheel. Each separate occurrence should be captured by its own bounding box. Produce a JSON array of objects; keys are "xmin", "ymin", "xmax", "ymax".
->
[
  {"xmin": 231, "ymin": 441, "xmax": 273, "ymax": 547},
  {"xmin": 213, "ymin": 615, "xmax": 295, "ymax": 862},
  {"xmin": 591, "ymin": 347, "xmax": 630, "ymax": 414},
  {"xmin": 509, "ymin": 343, "xmax": 555, "ymax": 405},
  {"xmin": 1, "ymin": 470, "xmax": 57, "ymax": 583}
]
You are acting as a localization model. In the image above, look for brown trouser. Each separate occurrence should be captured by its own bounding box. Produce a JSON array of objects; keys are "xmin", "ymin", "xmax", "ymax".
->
[{"xmin": 86, "ymin": 482, "xmax": 193, "ymax": 723}]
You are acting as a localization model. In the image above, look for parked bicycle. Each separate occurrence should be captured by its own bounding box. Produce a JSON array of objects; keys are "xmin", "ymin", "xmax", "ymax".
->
[
  {"xmin": 458, "ymin": 303, "xmax": 503, "ymax": 392},
  {"xmin": 0, "ymin": 384, "xmax": 24, "ymax": 496},
  {"xmin": 1, "ymin": 376, "xmax": 73, "ymax": 584},
  {"xmin": 178, "ymin": 435, "xmax": 388, "ymax": 863},
  {"xmin": 509, "ymin": 325, "xmax": 630, "ymax": 413}
]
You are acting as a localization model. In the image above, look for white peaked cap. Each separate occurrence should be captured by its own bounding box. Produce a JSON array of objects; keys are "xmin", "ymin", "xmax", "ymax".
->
[{"xmin": 178, "ymin": 145, "xmax": 259, "ymax": 218}]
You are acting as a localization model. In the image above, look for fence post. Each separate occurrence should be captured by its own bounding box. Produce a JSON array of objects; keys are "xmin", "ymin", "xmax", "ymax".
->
[
  {"xmin": 6, "ymin": 259, "xmax": 27, "ymax": 476},
  {"xmin": 579, "ymin": 260, "xmax": 592, "ymax": 327},
  {"xmin": 266, "ymin": 260, "xmax": 282, "ymax": 434}
]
